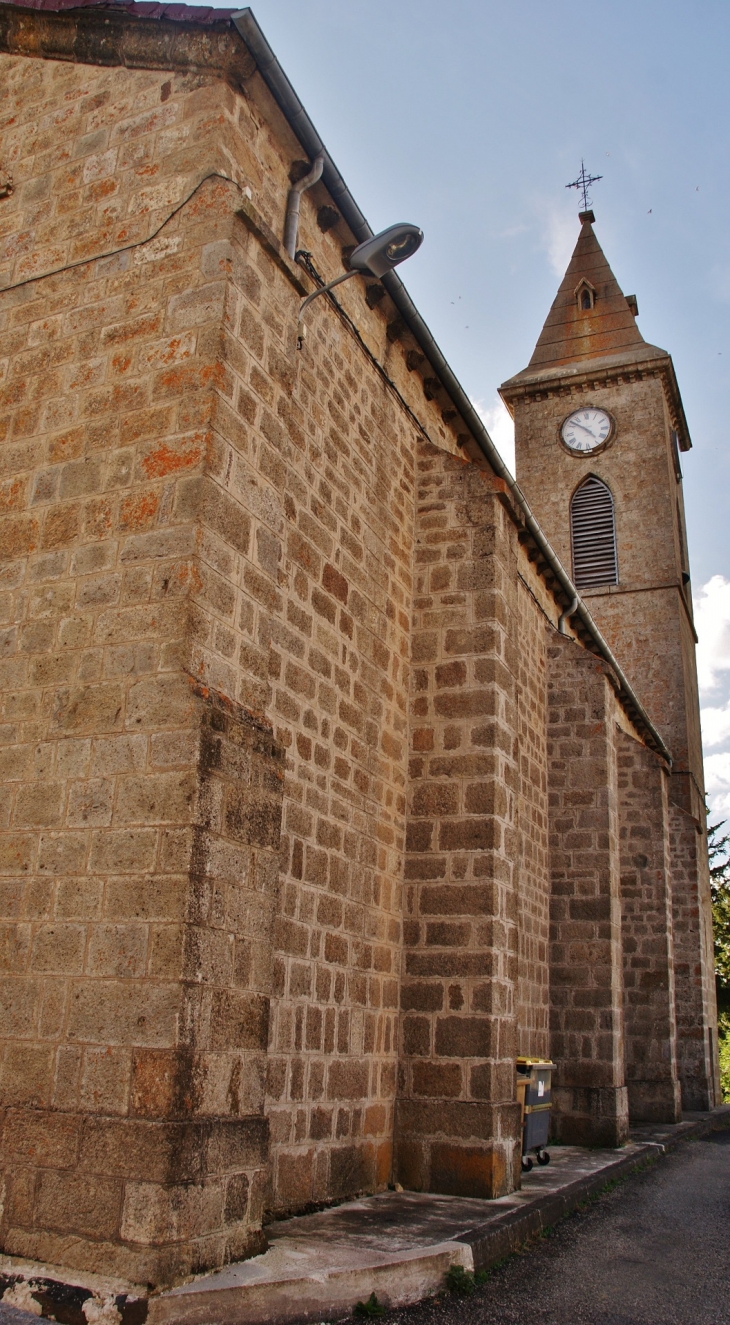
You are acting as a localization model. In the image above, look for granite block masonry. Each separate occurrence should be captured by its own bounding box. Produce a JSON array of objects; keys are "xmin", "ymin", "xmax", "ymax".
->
[{"xmin": 0, "ymin": 0, "xmax": 718, "ymax": 1292}]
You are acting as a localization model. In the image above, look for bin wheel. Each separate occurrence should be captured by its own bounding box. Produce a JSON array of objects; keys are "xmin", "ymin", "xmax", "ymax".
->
[
  {"xmin": 521, "ymin": 1155, "xmax": 533, "ymax": 1172},
  {"xmin": 536, "ymin": 1149, "xmax": 550, "ymax": 1166}
]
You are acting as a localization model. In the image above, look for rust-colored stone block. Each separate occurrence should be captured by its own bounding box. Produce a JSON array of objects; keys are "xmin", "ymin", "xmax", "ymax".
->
[
  {"xmin": 327, "ymin": 1060, "xmax": 370, "ymax": 1101},
  {"xmin": 410, "ymin": 1061, "xmax": 462, "ymax": 1098},
  {"xmin": 121, "ymin": 1179, "xmax": 224, "ymax": 1245},
  {"xmin": 429, "ymin": 1143, "xmax": 504, "ymax": 1199},
  {"xmin": 130, "ymin": 1050, "xmax": 179, "ymax": 1118},
  {"xmin": 329, "ymin": 1142, "xmax": 376, "ymax": 1198},
  {"xmin": 275, "ymin": 1148, "xmax": 314, "ymax": 1210},
  {"xmin": 209, "ymin": 991, "xmax": 269, "ymax": 1051}
]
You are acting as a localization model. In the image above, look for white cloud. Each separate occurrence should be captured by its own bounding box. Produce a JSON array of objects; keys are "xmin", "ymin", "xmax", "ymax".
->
[
  {"xmin": 542, "ymin": 201, "xmax": 577, "ymax": 278},
  {"xmin": 696, "ymin": 575, "xmax": 730, "ymax": 817},
  {"xmin": 700, "ymin": 701, "xmax": 730, "ymax": 750},
  {"xmin": 704, "ymin": 751, "xmax": 730, "ymax": 818},
  {"xmin": 471, "ymin": 396, "xmax": 515, "ymax": 475},
  {"xmin": 693, "ymin": 574, "xmax": 730, "ymax": 694}
]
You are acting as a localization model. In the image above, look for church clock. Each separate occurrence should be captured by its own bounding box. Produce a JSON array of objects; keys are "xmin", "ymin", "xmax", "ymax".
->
[{"xmin": 560, "ymin": 406, "xmax": 613, "ymax": 453}]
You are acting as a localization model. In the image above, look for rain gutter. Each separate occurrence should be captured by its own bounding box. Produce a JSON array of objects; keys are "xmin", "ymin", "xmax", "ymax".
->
[{"xmin": 231, "ymin": 8, "xmax": 672, "ymax": 767}]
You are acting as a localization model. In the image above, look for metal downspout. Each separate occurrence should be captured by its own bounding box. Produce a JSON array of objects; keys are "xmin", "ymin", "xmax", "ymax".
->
[
  {"xmin": 558, "ymin": 595, "xmax": 579, "ymax": 635},
  {"xmin": 284, "ymin": 154, "xmax": 324, "ymax": 257},
  {"xmin": 231, "ymin": 8, "xmax": 671, "ymax": 767}
]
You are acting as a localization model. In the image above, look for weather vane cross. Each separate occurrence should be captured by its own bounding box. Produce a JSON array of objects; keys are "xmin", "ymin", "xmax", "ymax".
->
[{"xmin": 566, "ymin": 160, "xmax": 603, "ymax": 211}]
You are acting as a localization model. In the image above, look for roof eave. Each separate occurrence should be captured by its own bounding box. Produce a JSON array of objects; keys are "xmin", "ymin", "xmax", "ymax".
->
[{"xmin": 499, "ymin": 345, "xmax": 692, "ymax": 452}]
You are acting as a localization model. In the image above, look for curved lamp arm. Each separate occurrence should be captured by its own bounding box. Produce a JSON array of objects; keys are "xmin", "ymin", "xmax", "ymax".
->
[
  {"xmin": 298, "ymin": 268, "xmax": 359, "ymax": 318},
  {"xmin": 296, "ymin": 268, "xmax": 360, "ymax": 347}
]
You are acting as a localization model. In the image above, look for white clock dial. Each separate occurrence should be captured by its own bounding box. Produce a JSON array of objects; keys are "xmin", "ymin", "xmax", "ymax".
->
[{"xmin": 561, "ymin": 407, "xmax": 613, "ymax": 453}]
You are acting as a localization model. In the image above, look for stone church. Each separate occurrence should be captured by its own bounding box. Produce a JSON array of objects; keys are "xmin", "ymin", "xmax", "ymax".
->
[{"xmin": 0, "ymin": 0, "xmax": 719, "ymax": 1294}]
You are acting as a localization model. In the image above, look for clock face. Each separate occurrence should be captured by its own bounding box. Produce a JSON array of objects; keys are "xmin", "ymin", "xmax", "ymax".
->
[{"xmin": 560, "ymin": 407, "xmax": 614, "ymax": 453}]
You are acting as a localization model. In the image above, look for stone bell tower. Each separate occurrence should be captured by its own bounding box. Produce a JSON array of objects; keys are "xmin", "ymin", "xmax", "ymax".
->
[{"xmin": 500, "ymin": 208, "xmax": 718, "ymax": 1111}]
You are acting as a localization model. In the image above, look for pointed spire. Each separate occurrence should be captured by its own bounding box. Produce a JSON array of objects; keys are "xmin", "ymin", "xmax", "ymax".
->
[{"xmin": 527, "ymin": 212, "xmax": 645, "ymax": 370}]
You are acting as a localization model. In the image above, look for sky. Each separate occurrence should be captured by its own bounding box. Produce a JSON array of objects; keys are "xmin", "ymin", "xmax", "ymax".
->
[{"xmin": 236, "ymin": 0, "xmax": 730, "ymax": 817}]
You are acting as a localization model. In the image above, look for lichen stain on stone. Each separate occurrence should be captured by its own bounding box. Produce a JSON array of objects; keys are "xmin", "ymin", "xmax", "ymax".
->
[
  {"xmin": 0, "ymin": 477, "xmax": 26, "ymax": 512},
  {"xmin": 120, "ymin": 489, "xmax": 160, "ymax": 530},
  {"xmin": 141, "ymin": 439, "xmax": 203, "ymax": 478}
]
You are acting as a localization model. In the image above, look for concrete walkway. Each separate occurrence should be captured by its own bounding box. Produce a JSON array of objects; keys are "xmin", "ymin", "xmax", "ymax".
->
[
  {"xmin": 378, "ymin": 1123, "xmax": 730, "ymax": 1325},
  {"xmin": 153, "ymin": 1112, "xmax": 730, "ymax": 1325},
  {"xmin": 2, "ymin": 1109, "xmax": 728, "ymax": 1325}
]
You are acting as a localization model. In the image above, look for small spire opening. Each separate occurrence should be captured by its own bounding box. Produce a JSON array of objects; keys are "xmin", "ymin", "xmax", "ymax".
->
[{"xmin": 575, "ymin": 278, "xmax": 596, "ymax": 313}]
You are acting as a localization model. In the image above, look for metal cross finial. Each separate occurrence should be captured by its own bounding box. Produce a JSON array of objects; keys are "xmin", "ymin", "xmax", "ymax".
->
[{"xmin": 565, "ymin": 160, "xmax": 603, "ymax": 211}]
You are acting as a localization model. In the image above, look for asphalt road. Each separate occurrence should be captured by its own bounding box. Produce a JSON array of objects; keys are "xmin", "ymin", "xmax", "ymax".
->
[
  {"xmin": 0, "ymin": 1131, "xmax": 727, "ymax": 1325},
  {"xmin": 384, "ymin": 1130, "xmax": 730, "ymax": 1325}
]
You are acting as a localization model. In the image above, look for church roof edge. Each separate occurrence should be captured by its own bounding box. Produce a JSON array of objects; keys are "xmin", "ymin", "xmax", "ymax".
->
[
  {"xmin": 499, "ymin": 344, "xmax": 692, "ymax": 454},
  {"xmin": 0, "ymin": 0, "xmax": 235, "ymax": 25},
  {"xmin": 500, "ymin": 340, "xmax": 671, "ymax": 389}
]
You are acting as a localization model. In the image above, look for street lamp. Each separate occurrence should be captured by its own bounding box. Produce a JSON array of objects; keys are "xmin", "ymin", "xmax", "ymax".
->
[{"xmin": 297, "ymin": 222, "xmax": 423, "ymax": 343}]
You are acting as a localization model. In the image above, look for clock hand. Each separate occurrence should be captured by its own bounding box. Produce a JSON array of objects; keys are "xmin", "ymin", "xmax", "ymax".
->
[{"xmin": 571, "ymin": 420, "xmax": 597, "ymax": 438}]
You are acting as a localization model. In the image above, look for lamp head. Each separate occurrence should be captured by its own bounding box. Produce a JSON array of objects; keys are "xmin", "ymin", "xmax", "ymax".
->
[{"xmin": 349, "ymin": 223, "xmax": 423, "ymax": 279}]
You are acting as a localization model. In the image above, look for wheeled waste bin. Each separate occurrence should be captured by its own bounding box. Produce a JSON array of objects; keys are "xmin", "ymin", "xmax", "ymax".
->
[{"xmin": 515, "ymin": 1057, "xmax": 554, "ymax": 1172}]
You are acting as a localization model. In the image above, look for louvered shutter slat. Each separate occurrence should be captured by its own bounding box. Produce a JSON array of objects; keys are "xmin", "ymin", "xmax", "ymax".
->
[{"xmin": 570, "ymin": 476, "xmax": 618, "ymax": 589}]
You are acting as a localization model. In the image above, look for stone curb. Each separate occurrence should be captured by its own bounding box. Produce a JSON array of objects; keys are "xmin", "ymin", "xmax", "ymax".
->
[{"xmin": 461, "ymin": 1111, "xmax": 730, "ymax": 1272}]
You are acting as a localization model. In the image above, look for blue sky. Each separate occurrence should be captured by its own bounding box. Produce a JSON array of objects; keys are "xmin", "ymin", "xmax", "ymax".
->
[{"xmin": 238, "ymin": 0, "xmax": 730, "ymax": 814}]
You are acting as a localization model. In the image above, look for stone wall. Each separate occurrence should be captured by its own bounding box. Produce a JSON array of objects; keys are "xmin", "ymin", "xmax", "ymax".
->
[
  {"xmin": 587, "ymin": 590, "xmax": 701, "ymax": 789},
  {"xmin": 515, "ymin": 579, "xmax": 551, "ymax": 1061},
  {"xmin": 546, "ymin": 633, "xmax": 628, "ymax": 1147},
  {"xmin": 0, "ymin": 31, "xmax": 452, "ymax": 1271},
  {"xmin": 617, "ymin": 728, "xmax": 681, "ymax": 1123},
  {"xmin": 396, "ymin": 446, "xmax": 521, "ymax": 1199},
  {"xmin": 224, "ymin": 213, "xmax": 418, "ymax": 1217},
  {"xmin": 669, "ymin": 789, "xmax": 718, "ymax": 1111},
  {"xmin": 0, "ymin": 671, "xmax": 283, "ymax": 1285},
  {"xmin": 504, "ymin": 375, "xmax": 680, "ymax": 605}
]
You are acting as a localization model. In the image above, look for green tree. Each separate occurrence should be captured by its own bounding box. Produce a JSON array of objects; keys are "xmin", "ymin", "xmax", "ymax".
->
[
  {"xmin": 709, "ymin": 821, "xmax": 730, "ymax": 991},
  {"xmin": 708, "ymin": 820, "xmax": 730, "ymax": 1101}
]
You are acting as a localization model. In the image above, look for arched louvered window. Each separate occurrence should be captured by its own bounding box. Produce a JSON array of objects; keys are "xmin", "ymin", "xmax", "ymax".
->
[{"xmin": 570, "ymin": 475, "xmax": 618, "ymax": 589}]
